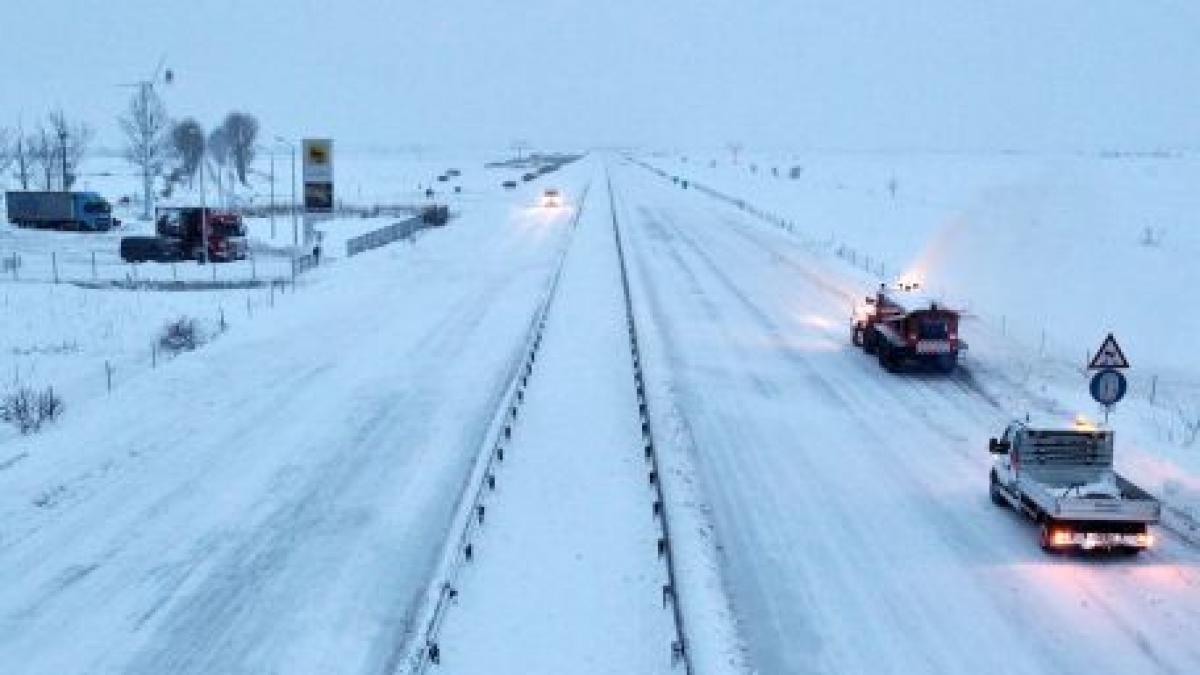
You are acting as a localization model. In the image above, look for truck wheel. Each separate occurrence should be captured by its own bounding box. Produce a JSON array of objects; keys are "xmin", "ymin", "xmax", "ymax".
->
[
  {"xmin": 852, "ymin": 326, "xmax": 864, "ymax": 347},
  {"xmin": 989, "ymin": 471, "xmax": 1006, "ymax": 507},
  {"xmin": 878, "ymin": 345, "xmax": 899, "ymax": 373},
  {"xmin": 936, "ymin": 354, "xmax": 957, "ymax": 374},
  {"xmin": 863, "ymin": 329, "xmax": 878, "ymax": 355}
]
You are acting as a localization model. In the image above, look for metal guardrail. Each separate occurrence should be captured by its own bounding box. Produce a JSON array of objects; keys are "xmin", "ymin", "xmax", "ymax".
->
[
  {"xmin": 606, "ymin": 170, "xmax": 694, "ymax": 673},
  {"xmin": 345, "ymin": 216, "xmax": 425, "ymax": 257},
  {"xmin": 405, "ymin": 186, "xmax": 590, "ymax": 674}
]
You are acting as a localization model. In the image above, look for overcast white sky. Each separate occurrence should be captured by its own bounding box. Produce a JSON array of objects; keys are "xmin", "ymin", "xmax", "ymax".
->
[{"xmin": 1, "ymin": 0, "xmax": 1198, "ymax": 152}]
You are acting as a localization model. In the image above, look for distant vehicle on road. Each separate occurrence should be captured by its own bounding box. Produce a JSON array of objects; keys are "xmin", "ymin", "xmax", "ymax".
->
[
  {"xmin": 989, "ymin": 418, "xmax": 1159, "ymax": 553},
  {"xmin": 852, "ymin": 283, "xmax": 965, "ymax": 373},
  {"xmin": 436, "ymin": 174, "xmax": 449, "ymax": 182},
  {"xmin": 540, "ymin": 188, "xmax": 562, "ymax": 208},
  {"xmin": 521, "ymin": 172, "xmax": 536, "ymax": 182},
  {"xmin": 502, "ymin": 180, "xmax": 518, "ymax": 190},
  {"xmin": 6, "ymin": 191, "xmax": 118, "ymax": 231},
  {"xmin": 446, "ymin": 169, "xmax": 461, "ymax": 177}
]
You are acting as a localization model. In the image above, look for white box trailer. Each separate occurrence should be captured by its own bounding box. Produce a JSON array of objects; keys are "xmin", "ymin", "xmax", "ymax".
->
[{"xmin": 988, "ymin": 420, "xmax": 1159, "ymax": 553}]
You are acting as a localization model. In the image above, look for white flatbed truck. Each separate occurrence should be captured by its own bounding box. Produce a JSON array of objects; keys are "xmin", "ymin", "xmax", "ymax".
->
[{"xmin": 988, "ymin": 419, "xmax": 1159, "ymax": 553}]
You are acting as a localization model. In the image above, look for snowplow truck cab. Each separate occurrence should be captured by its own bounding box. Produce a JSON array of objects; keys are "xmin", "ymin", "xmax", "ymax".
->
[{"xmin": 852, "ymin": 284, "xmax": 963, "ymax": 373}]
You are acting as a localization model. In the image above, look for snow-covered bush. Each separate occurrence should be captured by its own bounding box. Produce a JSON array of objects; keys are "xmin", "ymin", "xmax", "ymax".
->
[
  {"xmin": 159, "ymin": 316, "xmax": 202, "ymax": 354},
  {"xmin": 1, "ymin": 386, "xmax": 64, "ymax": 434}
]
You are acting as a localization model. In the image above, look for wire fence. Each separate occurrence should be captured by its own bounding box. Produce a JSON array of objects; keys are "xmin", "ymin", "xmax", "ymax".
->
[{"xmin": 0, "ymin": 248, "xmax": 295, "ymax": 288}]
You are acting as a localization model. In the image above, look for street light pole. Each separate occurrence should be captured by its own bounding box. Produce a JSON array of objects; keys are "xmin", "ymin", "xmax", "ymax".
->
[
  {"xmin": 275, "ymin": 136, "xmax": 298, "ymax": 250},
  {"xmin": 199, "ymin": 158, "xmax": 209, "ymax": 265}
]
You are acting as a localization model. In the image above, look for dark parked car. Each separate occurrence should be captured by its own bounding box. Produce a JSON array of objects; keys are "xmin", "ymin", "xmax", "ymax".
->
[
  {"xmin": 502, "ymin": 180, "xmax": 518, "ymax": 190},
  {"xmin": 119, "ymin": 236, "xmax": 183, "ymax": 263}
]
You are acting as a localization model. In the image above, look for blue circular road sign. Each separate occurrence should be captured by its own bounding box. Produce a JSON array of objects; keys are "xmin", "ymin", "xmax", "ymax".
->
[{"xmin": 1090, "ymin": 368, "xmax": 1127, "ymax": 406}]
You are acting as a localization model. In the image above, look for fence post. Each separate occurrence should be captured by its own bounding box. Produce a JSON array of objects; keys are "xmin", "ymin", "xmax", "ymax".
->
[
  {"xmin": 105, "ymin": 360, "xmax": 113, "ymax": 393},
  {"xmin": 91, "ymin": 251, "xmax": 97, "ymax": 279},
  {"xmin": 52, "ymin": 251, "xmax": 58, "ymax": 284},
  {"xmin": 1149, "ymin": 374, "xmax": 1158, "ymax": 405}
]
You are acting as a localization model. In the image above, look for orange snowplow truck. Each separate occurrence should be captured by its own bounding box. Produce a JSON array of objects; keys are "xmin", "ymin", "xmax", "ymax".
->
[{"xmin": 851, "ymin": 284, "xmax": 965, "ymax": 373}]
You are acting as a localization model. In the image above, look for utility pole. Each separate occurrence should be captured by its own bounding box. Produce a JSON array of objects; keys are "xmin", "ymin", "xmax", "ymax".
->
[
  {"xmin": 275, "ymin": 136, "xmax": 298, "ymax": 250},
  {"xmin": 199, "ymin": 158, "xmax": 209, "ymax": 265},
  {"xmin": 139, "ymin": 81, "xmax": 153, "ymax": 219}
]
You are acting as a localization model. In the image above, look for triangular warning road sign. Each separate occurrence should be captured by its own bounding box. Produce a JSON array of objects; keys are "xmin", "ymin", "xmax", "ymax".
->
[{"xmin": 1089, "ymin": 333, "xmax": 1130, "ymax": 369}]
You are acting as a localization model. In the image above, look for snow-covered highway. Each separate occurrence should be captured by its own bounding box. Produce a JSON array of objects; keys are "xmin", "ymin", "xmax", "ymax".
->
[
  {"xmin": 613, "ymin": 160, "xmax": 1200, "ymax": 674},
  {"xmin": 1, "ymin": 155, "xmax": 1199, "ymax": 675}
]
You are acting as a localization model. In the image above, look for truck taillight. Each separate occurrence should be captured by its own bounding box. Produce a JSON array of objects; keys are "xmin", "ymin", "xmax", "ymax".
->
[{"xmin": 1052, "ymin": 529, "xmax": 1073, "ymax": 547}]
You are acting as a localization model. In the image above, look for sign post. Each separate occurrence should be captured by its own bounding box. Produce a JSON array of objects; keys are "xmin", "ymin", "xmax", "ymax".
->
[
  {"xmin": 302, "ymin": 138, "xmax": 333, "ymax": 253},
  {"xmin": 1087, "ymin": 333, "xmax": 1130, "ymax": 423}
]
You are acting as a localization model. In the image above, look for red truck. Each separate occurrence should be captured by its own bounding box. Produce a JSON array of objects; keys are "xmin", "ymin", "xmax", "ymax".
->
[
  {"xmin": 121, "ymin": 207, "xmax": 248, "ymax": 263},
  {"xmin": 851, "ymin": 283, "xmax": 965, "ymax": 373}
]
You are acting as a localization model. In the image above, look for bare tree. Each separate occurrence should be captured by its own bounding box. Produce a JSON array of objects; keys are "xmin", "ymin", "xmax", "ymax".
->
[
  {"xmin": 207, "ymin": 125, "xmax": 230, "ymax": 203},
  {"xmin": 0, "ymin": 127, "xmax": 13, "ymax": 182},
  {"xmin": 168, "ymin": 118, "xmax": 205, "ymax": 187},
  {"xmin": 119, "ymin": 87, "xmax": 169, "ymax": 219},
  {"xmin": 221, "ymin": 112, "xmax": 259, "ymax": 186},
  {"xmin": 12, "ymin": 125, "xmax": 32, "ymax": 189},
  {"xmin": 27, "ymin": 126, "xmax": 55, "ymax": 190},
  {"xmin": 46, "ymin": 111, "xmax": 92, "ymax": 190}
]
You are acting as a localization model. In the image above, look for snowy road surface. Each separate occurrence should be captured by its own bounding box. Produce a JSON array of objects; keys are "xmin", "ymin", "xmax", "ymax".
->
[
  {"xmin": 438, "ymin": 176, "xmax": 673, "ymax": 673},
  {"xmin": 0, "ymin": 162, "xmax": 591, "ymax": 673},
  {"xmin": 612, "ymin": 161, "xmax": 1200, "ymax": 675}
]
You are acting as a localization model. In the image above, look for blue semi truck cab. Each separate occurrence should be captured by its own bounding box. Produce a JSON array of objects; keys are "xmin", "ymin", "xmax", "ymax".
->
[{"xmin": 5, "ymin": 191, "xmax": 118, "ymax": 231}]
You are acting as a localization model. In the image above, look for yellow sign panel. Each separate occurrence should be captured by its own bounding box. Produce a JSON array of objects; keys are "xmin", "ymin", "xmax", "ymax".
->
[{"xmin": 302, "ymin": 138, "xmax": 333, "ymax": 182}]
